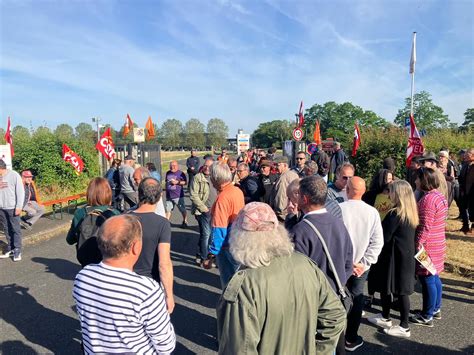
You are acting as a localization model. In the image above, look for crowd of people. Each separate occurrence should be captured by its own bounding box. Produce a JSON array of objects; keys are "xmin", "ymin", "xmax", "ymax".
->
[{"xmin": 0, "ymin": 144, "xmax": 473, "ymax": 354}]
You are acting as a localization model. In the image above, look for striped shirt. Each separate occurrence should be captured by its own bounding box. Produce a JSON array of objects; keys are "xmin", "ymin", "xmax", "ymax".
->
[
  {"xmin": 416, "ymin": 190, "xmax": 448, "ymax": 275},
  {"xmin": 73, "ymin": 262, "xmax": 176, "ymax": 354}
]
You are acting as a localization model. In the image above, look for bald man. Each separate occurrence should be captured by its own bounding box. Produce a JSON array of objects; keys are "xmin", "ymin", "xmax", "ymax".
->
[
  {"xmin": 339, "ymin": 177, "xmax": 383, "ymax": 351},
  {"xmin": 165, "ymin": 160, "xmax": 187, "ymax": 226},
  {"xmin": 73, "ymin": 215, "xmax": 176, "ymax": 353},
  {"xmin": 132, "ymin": 167, "xmax": 166, "ymax": 217}
]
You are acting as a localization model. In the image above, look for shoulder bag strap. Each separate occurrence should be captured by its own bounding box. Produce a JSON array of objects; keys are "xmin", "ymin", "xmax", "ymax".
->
[{"xmin": 303, "ymin": 218, "xmax": 348, "ymax": 298}]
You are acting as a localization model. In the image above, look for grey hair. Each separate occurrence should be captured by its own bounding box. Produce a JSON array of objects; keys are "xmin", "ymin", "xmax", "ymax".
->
[
  {"xmin": 211, "ymin": 163, "xmax": 232, "ymax": 187},
  {"xmin": 237, "ymin": 163, "xmax": 249, "ymax": 171},
  {"xmin": 229, "ymin": 224, "xmax": 294, "ymax": 268}
]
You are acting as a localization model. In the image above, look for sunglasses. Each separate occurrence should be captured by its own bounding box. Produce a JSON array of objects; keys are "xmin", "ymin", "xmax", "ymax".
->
[
  {"xmin": 342, "ymin": 176, "xmax": 353, "ymax": 180},
  {"xmin": 296, "ymin": 157, "xmax": 305, "ymax": 160}
]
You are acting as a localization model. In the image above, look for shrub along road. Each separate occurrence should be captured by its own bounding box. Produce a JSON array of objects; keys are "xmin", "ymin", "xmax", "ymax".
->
[{"xmin": 0, "ymin": 195, "xmax": 473, "ymax": 354}]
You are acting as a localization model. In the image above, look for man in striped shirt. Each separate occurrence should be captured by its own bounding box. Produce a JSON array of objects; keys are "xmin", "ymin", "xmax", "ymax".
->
[{"xmin": 73, "ymin": 214, "xmax": 176, "ymax": 354}]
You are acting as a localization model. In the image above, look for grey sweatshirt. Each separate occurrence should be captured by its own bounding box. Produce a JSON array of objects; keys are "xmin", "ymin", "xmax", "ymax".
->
[
  {"xmin": 120, "ymin": 165, "xmax": 136, "ymax": 193},
  {"xmin": 0, "ymin": 170, "xmax": 26, "ymax": 210}
]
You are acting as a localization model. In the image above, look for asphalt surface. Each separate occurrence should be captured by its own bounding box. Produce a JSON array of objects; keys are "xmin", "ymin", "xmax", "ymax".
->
[{"xmin": 1, "ymin": 196, "xmax": 473, "ymax": 354}]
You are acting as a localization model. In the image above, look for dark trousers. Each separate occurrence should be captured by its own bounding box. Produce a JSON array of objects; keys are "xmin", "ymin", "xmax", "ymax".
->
[
  {"xmin": 345, "ymin": 270, "xmax": 369, "ymax": 343},
  {"xmin": 122, "ymin": 191, "xmax": 138, "ymax": 210},
  {"xmin": 196, "ymin": 212, "xmax": 211, "ymax": 259},
  {"xmin": 381, "ymin": 293, "xmax": 410, "ymax": 328},
  {"xmin": 0, "ymin": 209, "xmax": 22, "ymax": 252}
]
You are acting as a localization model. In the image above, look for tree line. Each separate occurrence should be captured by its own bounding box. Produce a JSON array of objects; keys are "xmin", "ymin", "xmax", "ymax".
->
[{"xmin": 251, "ymin": 91, "xmax": 474, "ymax": 148}]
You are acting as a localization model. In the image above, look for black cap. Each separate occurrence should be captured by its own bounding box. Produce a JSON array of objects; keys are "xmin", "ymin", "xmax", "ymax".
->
[
  {"xmin": 0, "ymin": 159, "xmax": 6, "ymax": 169},
  {"xmin": 124, "ymin": 154, "xmax": 135, "ymax": 161}
]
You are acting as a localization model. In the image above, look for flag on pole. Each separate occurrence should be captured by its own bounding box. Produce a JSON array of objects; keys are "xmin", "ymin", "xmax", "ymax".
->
[
  {"xmin": 406, "ymin": 114, "xmax": 424, "ymax": 167},
  {"xmin": 409, "ymin": 32, "xmax": 416, "ymax": 74},
  {"xmin": 4, "ymin": 116, "xmax": 14, "ymax": 157},
  {"xmin": 298, "ymin": 101, "xmax": 305, "ymax": 127},
  {"xmin": 352, "ymin": 121, "xmax": 361, "ymax": 157},
  {"xmin": 313, "ymin": 120, "xmax": 321, "ymax": 145},
  {"xmin": 122, "ymin": 114, "xmax": 134, "ymax": 138},
  {"xmin": 145, "ymin": 116, "xmax": 156, "ymax": 140},
  {"xmin": 62, "ymin": 144, "xmax": 84, "ymax": 174},
  {"xmin": 96, "ymin": 127, "xmax": 116, "ymax": 160}
]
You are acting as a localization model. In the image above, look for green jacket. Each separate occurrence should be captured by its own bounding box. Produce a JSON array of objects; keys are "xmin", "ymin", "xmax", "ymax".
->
[
  {"xmin": 217, "ymin": 252, "xmax": 346, "ymax": 355},
  {"xmin": 66, "ymin": 205, "xmax": 120, "ymax": 245},
  {"xmin": 190, "ymin": 172, "xmax": 210, "ymax": 216}
]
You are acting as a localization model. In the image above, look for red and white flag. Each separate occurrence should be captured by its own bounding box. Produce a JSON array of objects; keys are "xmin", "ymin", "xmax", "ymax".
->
[
  {"xmin": 4, "ymin": 116, "xmax": 14, "ymax": 157},
  {"xmin": 352, "ymin": 122, "xmax": 361, "ymax": 157},
  {"xmin": 406, "ymin": 114, "xmax": 424, "ymax": 167},
  {"xmin": 409, "ymin": 32, "xmax": 416, "ymax": 74},
  {"xmin": 122, "ymin": 114, "xmax": 134, "ymax": 138},
  {"xmin": 298, "ymin": 101, "xmax": 305, "ymax": 127},
  {"xmin": 96, "ymin": 127, "xmax": 116, "ymax": 160},
  {"xmin": 62, "ymin": 144, "xmax": 84, "ymax": 175}
]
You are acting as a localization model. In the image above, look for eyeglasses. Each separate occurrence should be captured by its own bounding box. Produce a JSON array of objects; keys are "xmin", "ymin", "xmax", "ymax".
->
[
  {"xmin": 296, "ymin": 157, "xmax": 305, "ymax": 160},
  {"xmin": 342, "ymin": 176, "xmax": 353, "ymax": 180}
]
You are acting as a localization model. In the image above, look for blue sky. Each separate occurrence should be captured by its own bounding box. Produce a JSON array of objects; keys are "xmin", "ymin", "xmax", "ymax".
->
[{"xmin": 1, "ymin": 0, "xmax": 472, "ymax": 135}]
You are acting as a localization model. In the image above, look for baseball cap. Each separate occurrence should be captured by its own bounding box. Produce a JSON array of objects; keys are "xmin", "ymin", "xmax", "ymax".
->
[
  {"xmin": 234, "ymin": 202, "xmax": 278, "ymax": 232},
  {"xmin": 0, "ymin": 160, "xmax": 6, "ymax": 169},
  {"xmin": 124, "ymin": 154, "xmax": 135, "ymax": 161},
  {"xmin": 274, "ymin": 156, "xmax": 289, "ymax": 164}
]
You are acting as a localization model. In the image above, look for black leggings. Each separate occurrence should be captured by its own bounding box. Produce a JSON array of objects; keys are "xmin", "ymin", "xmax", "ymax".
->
[{"xmin": 381, "ymin": 293, "xmax": 410, "ymax": 329}]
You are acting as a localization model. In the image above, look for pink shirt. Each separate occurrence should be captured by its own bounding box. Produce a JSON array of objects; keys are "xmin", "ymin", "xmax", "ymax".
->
[{"xmin": 416, "ymin": 190, "xmax": 448, "ymax": 275}]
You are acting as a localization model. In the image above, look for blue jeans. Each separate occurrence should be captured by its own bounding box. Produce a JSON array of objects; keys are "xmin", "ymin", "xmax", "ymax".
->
[
  {"xmin": 0, "ymin": 209, "xmax": 22, "ymax": 252},
  {"xmin": 419, "ymin": 274, "xmax": 442, "ymax": 319},
  {"xmin": 216, "ymin": 249, "xmax": 240, "ymax": 290},
  {"xmin": 196, "ymin": 212, "xmax": 211, "ymax": 259},
  {"xmin": 346, "ymin": 270, "xmax": 369, "ymax": 343}
]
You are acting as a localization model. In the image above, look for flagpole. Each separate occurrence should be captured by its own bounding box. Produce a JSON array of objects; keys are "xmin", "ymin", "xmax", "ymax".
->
[{"xmin": 409, "ymin": 32, "xmax": 417, "ymax": 116}]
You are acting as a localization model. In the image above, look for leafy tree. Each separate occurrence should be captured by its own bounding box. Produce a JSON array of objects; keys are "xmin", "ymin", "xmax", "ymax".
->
[
  {"xmin": 12, "ymin": 125, "xmax": 31, "ymax": 142},
  {"xmin": 304, "ymin": 101, "xmax": 389, "ymax": 142},
  {"xmin": 75, "ymin": 122, "xmax": 95, "ymax": 144},
  {"xmin": 461, "ymin": 108, "xmax": 474, "ymax": 132},
  {"xmin": 159, "ymin": 119, "xmax": 183, "ymax": 149},
  {"xmin": 207, "ymin": 118, "xmax": 229, "ymax": 149},
  {"xmin": 251, "ymin": 120, "xmax": 293, "ymax": 148},
  {"xmin": 184, "ymin": 118, "xmax": 205, "ymax": 149},
  {"xmin": 394, "ymin": 91, "xmax": 449, "ymax": 130},
  {"xmin": 55, "ymin": 124, "xmax": 74, "ymax": 142}
]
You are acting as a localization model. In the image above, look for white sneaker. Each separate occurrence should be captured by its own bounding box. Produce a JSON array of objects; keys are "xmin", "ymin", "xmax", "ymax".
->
[
  {"xmin": 367, "ymin": 313, "xmax": 392, "ymax": 328},
  {"xmin": 0, "ymin": 250, "xmax": 13, "ymax": 259},
  {"xmin": 383, "ymin": 325, "xmax": 411, "ymax": 338}
]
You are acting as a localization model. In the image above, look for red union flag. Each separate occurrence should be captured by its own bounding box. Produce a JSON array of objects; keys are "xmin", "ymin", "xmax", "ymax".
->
[
  {"xmin": 406, "ymin": 114, "xmax": 424, "ymax": 167},
  {"xmin": 96, "ymin": 127, "xmax": 116, "ymax": 160},
  {"xmin": 62, "ymin": 144, "xmax": 84, "ymax": 174},
  {"xmin": 298, "ymin": 101, "xmax": 305, "ymax": 127},
  {"xmin": 4, "ymin": 116, "xmax": 14, "ymax": 157},
  {"xmin": 352, "ymin": 122, "xmax": 361, "ymax": 157}
]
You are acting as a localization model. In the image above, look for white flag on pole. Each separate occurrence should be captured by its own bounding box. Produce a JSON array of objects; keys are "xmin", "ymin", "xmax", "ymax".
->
[{"xmin": 409, "ymin": 32, "xmax": 417, "ymax": 74}]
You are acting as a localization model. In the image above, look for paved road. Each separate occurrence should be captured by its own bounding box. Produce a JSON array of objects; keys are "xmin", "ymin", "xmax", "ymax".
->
[{"xmin": 1, "ymin": 199, "xmax": 473, "ymax": 354}]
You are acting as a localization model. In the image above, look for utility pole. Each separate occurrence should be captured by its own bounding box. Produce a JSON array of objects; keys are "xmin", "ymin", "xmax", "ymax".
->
[{"xmin": 92, "ymin": 117, "xmax": 102, "ymax": 175}]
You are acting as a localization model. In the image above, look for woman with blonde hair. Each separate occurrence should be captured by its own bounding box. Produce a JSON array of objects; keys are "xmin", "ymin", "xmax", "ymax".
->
[{"xmin": 367, "ymin": 180, "xmax": 418, "ymax": 338}]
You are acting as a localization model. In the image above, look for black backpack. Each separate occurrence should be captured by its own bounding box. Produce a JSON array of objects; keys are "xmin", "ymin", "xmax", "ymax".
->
[{"xmin": 76, "ymin": 207, "xmax": 116, "ymax": 267}]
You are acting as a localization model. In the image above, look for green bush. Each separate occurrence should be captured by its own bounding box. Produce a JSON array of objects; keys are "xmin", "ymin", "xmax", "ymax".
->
[
  {"xmin": 348, "ymin": 127, "xmax": 474, "ymax": 181},
  {"xmin": 11, "ymin": 127, "xmax": 99, "ymax": 197}
]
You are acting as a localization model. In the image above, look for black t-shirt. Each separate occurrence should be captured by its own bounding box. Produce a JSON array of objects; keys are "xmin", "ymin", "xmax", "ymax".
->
[{"xmin": 130, "ymin": 212, "xmax": 171, "ymax": 281}]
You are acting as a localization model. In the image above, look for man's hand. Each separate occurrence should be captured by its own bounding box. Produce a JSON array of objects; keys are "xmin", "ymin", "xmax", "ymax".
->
[
  {"xmin": 165, "ymin": 295, "xmax": 175, "ymax": 314},
  {"xmin": 202, "ymin": 255, "xmax": 215, "ymax": 269},
  {"xmin": 353, "ymin": 263, "xmax": 365, "ymax": 277},
  {"xmin": 14, "ymin": 208, "xmax": 22, "ymax": 216}
]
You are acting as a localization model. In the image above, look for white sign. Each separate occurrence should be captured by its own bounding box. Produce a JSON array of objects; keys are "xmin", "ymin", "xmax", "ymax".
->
[
  {"xmin": 134, "ymin": 128, "xmax": 145, "ymax": 143},
  {"xmin": 292, "ymin": 128, "xmax": 304, "ymax": 141},
  {"xmin": 0, "ymin": 145, "xmax": 13, "ymax": 169},
  {"xmin": 237, "ymin": 133, "xmax": 250, "ymax": 155}
]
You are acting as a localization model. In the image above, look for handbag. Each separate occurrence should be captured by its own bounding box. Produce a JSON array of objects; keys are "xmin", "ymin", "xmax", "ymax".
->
[{"xmin": 303, "ymin": 219, "xmax": 353, "ymax": 314}]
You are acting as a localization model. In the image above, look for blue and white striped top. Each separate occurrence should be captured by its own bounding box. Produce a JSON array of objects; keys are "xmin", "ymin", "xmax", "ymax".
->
[{"xmin": 73, "ymin": 262, "xmax": 176, "ymax": 354}]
